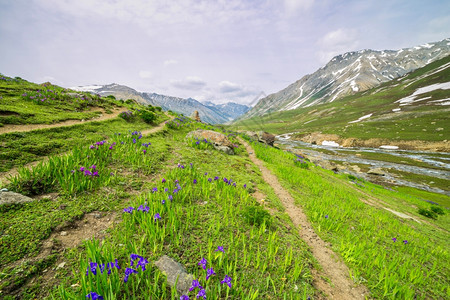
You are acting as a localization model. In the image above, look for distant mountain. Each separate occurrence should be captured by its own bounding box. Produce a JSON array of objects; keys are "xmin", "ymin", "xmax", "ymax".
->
[
  {"xmin": 239, "ymin": 38, "xmax": 450, "ymax": 120},
  {"xmin": 71, "ymin": 84, "xmax": 250, "ymax": 124}
]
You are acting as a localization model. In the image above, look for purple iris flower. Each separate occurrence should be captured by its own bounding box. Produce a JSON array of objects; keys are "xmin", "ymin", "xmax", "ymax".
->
[
  {"xmin": 221, "ymin": 275, "xmax": 232, "ymax": 288},
  {"xmin": 152, "ymin": 187, "xmax": 158, "ymax": 193},
  {"xmin": 392, "ymin": 238, "xmax": 397, "ymax": 242},
  {"xmin": 198, "ymin": 258, "xmax": 207, "ymax": 270},
  {"xmin": 137, "ymin": 257, "xmax": 149, "ymax": 271},
  {"xmin": 154, "ymin": 213, "xmax": 161, "ymax": 221},
  {"xmin": 123, "ymin": 207, "xmax": 134, "ymax": 213},
  {"xmin": 124, "ymin": 268, "xmax": 138, "ymax": 283},
  {"xmin": 193, "ymin": 179, "xmax": 197, "ymax": 184},
  {"xmin": 180, "ymin": 296, "xmax": 189, "ymax": 300},
  {"xmin": 189, "ymin": 279, "xmax": 203, "ymax": 292},
  {"xmin": 208, "ymin": 178, "xmax": 212, "ymax": 182},
  {"xmin": 168, "ymin": 195, "xmax": 173, "ymax": 201},
  {"xmin": 162, "ymin": 178, "xmax": 166, "ymax": 183},
  {"xmin": 403, "ymin": 240, "xmax": 408, "ymax": 244},
  {"xmin": 215, "ymin": 246, "xmax": 225, "ymax": 253},
  {"xmin": 196, "ymin": 289, "xmax": 206, "ymax": 299},
  {"xmin": 86, "ymin": 292, "xmax": 104, "ymax": 300},
  {"xmin": 214, "ymin": 176, "xmax": 219, "ymax": 181},
  {"xmin": 206, "ymin": 268, "xmax": 216, "ymax": 280}
]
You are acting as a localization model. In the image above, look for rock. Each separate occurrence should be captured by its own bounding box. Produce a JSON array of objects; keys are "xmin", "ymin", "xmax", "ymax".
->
[
  {"xmin": 256, "ymin": 131, "xmax": 275, "ymax": 146},
  {"xmin": 367, "ymin": 168, "xmax": 385, "ymax": 176},
  {"xmin": 60, "ymin": 231, "xmax": 68, "ymax": 236},
  {"xmin": 186, "ymin": 129, "xmax": 234, "ymax": 155},
  {"xmin": 0, "ymin": 191, "xmax": 34, "ymax": 206},
  {"xmin": 191, "ymin": 110, "xmax": 201, "ymax": 122},
  {"xmin": 56, "ymin": 262, "xmax": 66, "ymax": 270},
  {"xmin": 154, "ymin": 255, "xmax": 194, "ymax": 295}
]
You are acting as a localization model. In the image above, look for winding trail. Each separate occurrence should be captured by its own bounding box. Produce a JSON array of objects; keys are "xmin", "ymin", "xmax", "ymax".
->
[
  {"xmin": 0, "ymin": 113, "xmax": 174, "ymax": 185},
  {"xmin": 239, "ymin": 138, "xmax": 369, "ymax": 299},
  {"xmin": 0, "ymin": 106, "xmax": 128, "ymax": 135}
]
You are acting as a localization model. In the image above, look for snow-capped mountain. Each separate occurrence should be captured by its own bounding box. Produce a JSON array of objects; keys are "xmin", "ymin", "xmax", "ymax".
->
[
  {"xmin": 71, "ymin": 84, "xmax": 250, "ymax": 124},
  {"xmin": 239, "ymin": 38, "xmax": 450, "ymax": 120}
]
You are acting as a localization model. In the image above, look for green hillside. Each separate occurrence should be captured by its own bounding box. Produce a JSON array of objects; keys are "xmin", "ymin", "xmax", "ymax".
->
[
  {"xmin": 232, "ymin": 56, "xmax": 450, "ymax": 146},
  {"xmin": 0, "ymin": 75, "xmax": 448, "ymax": 299}
]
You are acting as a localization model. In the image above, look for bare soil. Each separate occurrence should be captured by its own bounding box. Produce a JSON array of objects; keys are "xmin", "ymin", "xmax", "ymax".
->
[{"xmin": 240, "ymin": 138, "xmax": 369, "ymax": 299}]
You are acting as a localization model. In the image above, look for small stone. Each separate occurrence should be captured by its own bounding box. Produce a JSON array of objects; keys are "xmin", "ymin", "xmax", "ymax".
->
[
  {"xmin": 60, "ymin": 231, "xmax": 68, "ymax": 236},
  {"xmin": 154, "ymin": 255, "xmax": 194, "ymax": 295},
  {"xmin": 56, "ymin": 262, "xmax": 66, "ymax": 269}
]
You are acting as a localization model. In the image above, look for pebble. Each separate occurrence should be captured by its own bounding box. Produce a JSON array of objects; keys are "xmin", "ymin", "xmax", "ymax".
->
[
  {"xmin": 60, "ymin": 231, "xmax": 68, "ymax": 236},
  {"xmin": 56, "ymin": 262, "xmax": 66, "ymax": 269}
]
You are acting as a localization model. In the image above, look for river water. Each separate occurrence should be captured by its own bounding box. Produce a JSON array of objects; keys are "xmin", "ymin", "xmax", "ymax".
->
[{"xmin": 276, "ymin": 134, "xmax": 450, "ymax": 196}]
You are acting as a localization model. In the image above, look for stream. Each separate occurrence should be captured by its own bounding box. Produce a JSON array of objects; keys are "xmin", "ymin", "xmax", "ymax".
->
[{"xmin": 276, "ymin": 134, "xmax": 450, "ymax": 196}]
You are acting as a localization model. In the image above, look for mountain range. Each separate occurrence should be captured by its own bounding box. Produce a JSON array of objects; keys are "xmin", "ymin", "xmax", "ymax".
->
[
  {"xmin": 72, "ymin": 84, "xmax": 250, "ymax": 124},
  {"xmin": 239, "ymin": 38, "xmax": 450, "ymax": 120}
]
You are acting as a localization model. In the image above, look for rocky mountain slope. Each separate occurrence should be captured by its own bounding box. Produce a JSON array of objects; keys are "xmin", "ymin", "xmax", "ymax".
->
[
  {"xmin": 239, "ymin": 38, "xmax": 450, "ymax": 120},
  {"xmin": 72, "ymin": 84, "xmax": 249, "ymax": 124}
]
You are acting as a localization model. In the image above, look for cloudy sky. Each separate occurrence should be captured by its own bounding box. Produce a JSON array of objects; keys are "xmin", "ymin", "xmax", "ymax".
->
[{"xmin": 1, "ymin": 0, "xmax": 449, "ymax": 105}]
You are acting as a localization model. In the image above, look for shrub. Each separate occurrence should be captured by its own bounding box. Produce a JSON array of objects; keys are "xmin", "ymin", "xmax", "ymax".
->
[
  {"xmin": 418, "ymin": 208, "xmax": 437, "ymax": 219},
  {"xmin": 119, "ymin": 110, "xmax": 135, "ymax": 122},
  {"xmin": 140, "ymin": 110, "xmax": 156, "ymax": 124},
  {"xmin": 242, "ymin": 205, "xmax": 272, "ymax": 227},
  {"xmin": 430, "ymin": 205, "xmax": 445, "ymax": 215}
]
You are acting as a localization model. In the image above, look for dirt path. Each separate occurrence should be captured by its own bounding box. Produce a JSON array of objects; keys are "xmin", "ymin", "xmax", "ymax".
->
[
  {"xmin": 239, "ymin": 138, "xmax": 369, "ymax": 299},
  {"xmin": 0, "ymin": 106, "xmax": 128, "ymax": 135},
  {"xmin": 0, "ymin": 113, "xmax": 174, "ymax": 185}
]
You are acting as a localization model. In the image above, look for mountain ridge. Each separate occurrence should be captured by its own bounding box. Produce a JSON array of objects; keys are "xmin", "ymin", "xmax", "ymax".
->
[
  {"xmin": 238, "ymin": 38, "xmax": 450, "ymax": 120},
  {"xmin": 71, "ymin": 84, "xmax": 250, "ymax": 124}
]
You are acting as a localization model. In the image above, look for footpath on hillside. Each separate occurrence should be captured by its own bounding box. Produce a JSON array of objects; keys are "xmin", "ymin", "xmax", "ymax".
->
[
  {"xmin": 0, "ymin": 106, "xmax": 129, "ymax": 135},
  {"xmin": 0, "ymin": 113, "xmax": 174, "ymax": 184},
  {"xmin": 239, "ymin": 138, "xmax": 369, "ymax": 300}
]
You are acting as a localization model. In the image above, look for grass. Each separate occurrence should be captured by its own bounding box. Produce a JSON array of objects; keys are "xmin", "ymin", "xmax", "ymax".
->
[
  {"xmin": 249, "ymin": 138, "xmax": 450, "ymax": 299},
  {"xmin": 0, "ymin": 116, "xmax": 319, "ymax": 299}
]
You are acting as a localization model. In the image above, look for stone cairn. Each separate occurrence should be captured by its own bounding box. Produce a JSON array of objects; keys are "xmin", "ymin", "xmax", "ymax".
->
[{"xmin": 192, "ymin": 110, "xmax": 201, "ymax": 122}]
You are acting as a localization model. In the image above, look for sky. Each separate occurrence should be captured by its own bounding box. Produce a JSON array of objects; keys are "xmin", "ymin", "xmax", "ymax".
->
[{"xmin": 0, "ymin": 0, "xmax": 449, "ymax": 105}]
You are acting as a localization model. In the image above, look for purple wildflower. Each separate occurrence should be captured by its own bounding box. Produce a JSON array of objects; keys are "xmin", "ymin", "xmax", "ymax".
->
[
  {"xmin": 196, "ymin": 289, "xmax": 206, "ymax": 299},
  {"xmin": 86, "ymin": 292, "xmax": 104, "ymax": 300},
  {"xmin": 143, "ymin": 149, "xmax": 147, "ymax": 154},
  {"xmin": 124, "ymin": 268, "xmax": 138, "ymax": 283},
  {"xmin": 325, "ymin": 215, "xmax": 329, "ymax": 219},
  {"xmin": 221, "ymin": 275, "xmax": 232, "ymax": 288},
  {"xmin": 123, "ymin": 207, "xmax": 134, "ymax": 213},
  {"xmin": 80, "ymin": 166, "xmax": 85, "ymax": 172},
  {"xmin": 180, "ymin": 296, "xmax": 189, "ymax": 300},
  {"xmin": 162, "ymin": 178, "xmax": 166, "ymax": 183},
  {"xmin": 87, "ymin": 262, "xmax": 98, "ymax": 276},
  {"xmin": 152, "ymin": 187, "xmax": 158, "ymax": 193},
  {"xmin": 162, "ymin": 199, "xmax": 166, "ymax": 204},
  {"xmin": 392, "ymin": 238, "xmax": 397, "ymax": 242},
  {"xmin": 168, "ymin": 195, "xmax": 173, "ymax": 201},
  {"xmin": 206, "ymin": 268, "xmax": 216, "ymax": 280},
  {"xmin": 214, "ymin": 176, "xmax": 219, "ymax": 181},
  {"xmin": 215, "ymin": 246, "xmax": 225, "ymax": 253},
  {"xmin": 71, "ymin": 170, "xmax": 75, "ymax": 174},
  {"xmin": 189, "ymin": 279, "xmax": 203, "ymax": 292},
  {"xmin": 198, "ymin": 258, "xmax": 207, "ymax": 270},
  {"xmin": 208, "ymin": 178, "xmax": 212, "ymax": 182},
  {"xmin": 137, "ymin": 257, "xmax": 149, "ymax": 271},
  {"xmin": 403, "ymin": 240, "xmax": 408, "ymax": 244},
  {"xmin": 204, "ymin": 172, "xmax": 208, "ymax": 176},
  {"xmin": 132, "ymin": 138, "xmax": 136, "ymax": 144},
  {"xmin": 90, "ymin": 165, "xmax": 96, "ymax": 169},
  {"xmin": 193, "ymin": 179, "xmax": 197, "ymax": 184},
  {"xmin": 154, "ymin": 213, "xmax": 161, "ymax": 221}
]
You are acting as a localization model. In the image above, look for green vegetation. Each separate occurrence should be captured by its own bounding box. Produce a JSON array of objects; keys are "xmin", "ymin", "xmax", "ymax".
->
[
  {"xmin": 232, "ymin": 56, "xmax": 450, "ymax": 143},
  {"xmin": 249, "ymin": 139, "xmax": 449, "ymax": 298}
]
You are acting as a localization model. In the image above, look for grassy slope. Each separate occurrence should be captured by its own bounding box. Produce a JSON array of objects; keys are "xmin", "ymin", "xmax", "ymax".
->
[
  {"xmin": 0, "ymin": 117, "xmax": 319, "ymax": 299},
  {"xmin": 0, "ymin": 76, "xmax": 168, "ymax": 174},
  {"xmin": 232, "ymin": 56, "xmax": 450, "ymax": 142},
  {"xmin": 250, "ymin": 140, "xmax": 449, "ymax": 299}
]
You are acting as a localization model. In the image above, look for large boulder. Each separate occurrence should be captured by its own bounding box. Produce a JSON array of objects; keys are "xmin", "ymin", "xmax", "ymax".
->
[
  {"xmin": 186, "ymin": 129, "xmax": 234, "ymax": 155},
  {"xmin": 154, "ymin": 255, "xmax": 194, "ymax": 295}
]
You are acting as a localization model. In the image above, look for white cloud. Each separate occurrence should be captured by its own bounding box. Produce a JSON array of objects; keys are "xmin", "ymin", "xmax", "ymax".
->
[
  {"xmin": 164, "ymin": 59, "xmax": 178, "ymax": 66},
  {"xmin": 317, "ymin": 28, "xmax": 360, "ymax": 64},
  {"xmin": 139, "ymin": 70, "xmax": 152, "ymax": 79},
  {"xmin": 219, "ymin": 80, "xmax": 242, "ymax": 93},
  {"xmin": 284, "ymin": 0, "xmax": 315, "ymax": 12},
  {"xmin": 171, "ymin": 76, "xmax": 207, "ymax": 91}
]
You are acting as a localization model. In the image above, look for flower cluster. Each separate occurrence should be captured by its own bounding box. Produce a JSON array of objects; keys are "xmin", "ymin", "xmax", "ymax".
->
[
  {"xmin": 180, "ymin": 247, "xmax": 232, "ymax": 299},
  {"xmin": 392, "ymin": 237, "xmax": 409, "ymax": 244},
  {"xmin": 78, "ymin": 165, "xmax": 99, "ymax": 177},
  {"xmin": 86, "ymin": 259, "xmax": 120, "ymax": 276},
  {"xmin": 89, "ymin": 140, "xmax": 107, "ymax": 150}
]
